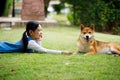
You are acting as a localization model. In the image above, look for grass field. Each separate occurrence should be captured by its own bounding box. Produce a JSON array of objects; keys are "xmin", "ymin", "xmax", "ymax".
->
[{"xmin": 0, "ymin": 26, "xmax": 120, "ymax": 80}]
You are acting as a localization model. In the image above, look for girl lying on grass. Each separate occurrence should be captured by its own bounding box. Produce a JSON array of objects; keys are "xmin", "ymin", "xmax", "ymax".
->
[{"xmin": 0, "ymin": 21, "xmax": 72, "ymax": 55}]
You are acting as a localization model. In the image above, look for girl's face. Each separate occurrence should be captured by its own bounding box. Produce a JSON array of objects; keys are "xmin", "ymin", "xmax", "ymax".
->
[{"xmin": 29, "ymin": 24, "xmax": 43, "ymax": 40}]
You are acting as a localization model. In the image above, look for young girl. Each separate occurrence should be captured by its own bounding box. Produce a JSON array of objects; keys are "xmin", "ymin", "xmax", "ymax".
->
[{"xmin": 0, "ymin": 21, "xmax": 72, "ymax": 55}]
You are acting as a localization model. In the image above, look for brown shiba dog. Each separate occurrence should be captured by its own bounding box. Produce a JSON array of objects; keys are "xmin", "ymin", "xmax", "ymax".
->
[{"xmin": 77, "ymin": 24, "xmax": 120, "ymax": 56}]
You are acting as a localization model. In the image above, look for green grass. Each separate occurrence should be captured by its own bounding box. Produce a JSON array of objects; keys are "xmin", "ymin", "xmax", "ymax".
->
[
  {"xmin": 0, "ymin": 26, "xmax": 120, "ymax": 80},
  {"xmin": 52, "ymin": 14, "xmax": 68, "ymax": 22}
]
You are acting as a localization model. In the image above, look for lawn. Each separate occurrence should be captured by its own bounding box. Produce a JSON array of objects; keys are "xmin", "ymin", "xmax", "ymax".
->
[{"xmin": 0, "ymin": 26, "xmax": 120, "ymax": 80}]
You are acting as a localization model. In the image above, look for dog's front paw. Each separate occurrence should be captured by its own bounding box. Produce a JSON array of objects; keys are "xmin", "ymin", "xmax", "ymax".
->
[{"xmin": 61, "ymin": 51, "xmax": 73, "ymax": 55}]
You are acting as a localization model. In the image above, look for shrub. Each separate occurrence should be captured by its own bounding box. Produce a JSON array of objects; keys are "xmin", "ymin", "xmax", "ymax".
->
[
  {"xmin": 53, "ymin": 3, "xmax": 65, "ymax": 14},
  {"xmin": 113, "ymin": 26, "xmax": 120, "ymax": 35},
  {"xmin": 3, "ymin": 0, "xmax": 12, "ymax": 16}
]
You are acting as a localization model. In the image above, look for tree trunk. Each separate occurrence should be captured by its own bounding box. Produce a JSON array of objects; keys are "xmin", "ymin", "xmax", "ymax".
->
[
  {"xmin": 44, "ymin": 0, "xmax": 50, "ymax": 17},
  {"xmin": 0, "ymin": 0, "xmax": 6, "ymax": 16}
]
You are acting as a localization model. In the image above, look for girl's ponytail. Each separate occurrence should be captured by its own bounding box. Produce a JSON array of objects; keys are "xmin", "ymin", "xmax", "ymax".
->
[
  {"xmin": 21, "ymin": 21, "xmax": 40, "ymax": 52},
  {"xmin": 22, "ymin": 31, "xmax": 28, "ymax": 52}
]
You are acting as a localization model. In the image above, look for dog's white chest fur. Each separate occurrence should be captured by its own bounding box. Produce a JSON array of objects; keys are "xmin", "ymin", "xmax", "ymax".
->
[{"xmin": 77, "ymin": 42, "xmax": 91, "ymax": 53}]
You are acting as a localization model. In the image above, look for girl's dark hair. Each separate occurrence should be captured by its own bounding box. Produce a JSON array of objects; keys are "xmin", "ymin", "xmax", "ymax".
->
[{"xmin": 21, "ymin": 21, "xmax": 40, "ymax": 52}]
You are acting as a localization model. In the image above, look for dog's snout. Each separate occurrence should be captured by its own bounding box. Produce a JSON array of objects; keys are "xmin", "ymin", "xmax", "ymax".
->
[{"xmin": 86, "ymin": 36, "xmax": 89, "ymax": 39}]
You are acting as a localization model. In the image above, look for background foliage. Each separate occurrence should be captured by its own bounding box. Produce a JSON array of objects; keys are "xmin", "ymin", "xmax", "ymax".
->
[
  {"xmin": 60, "ymin": 0, "xmax": 120, "ymax": 34},
  {"xmin": 0, "ymin": 0, "xmax": 120, "ymax": 34},
  {"xmin": 0, "ymin": 0, "xmax": 12, "ymax": 16}
]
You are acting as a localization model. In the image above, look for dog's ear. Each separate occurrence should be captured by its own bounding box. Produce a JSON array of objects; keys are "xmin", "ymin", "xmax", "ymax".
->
[
  {"xmin": 90, "ymin": 24, "xmax": 94, "ymax": 30},
  {"xmin": 80, "ymin": 24, "xmax": 84, "ymax": 31}
]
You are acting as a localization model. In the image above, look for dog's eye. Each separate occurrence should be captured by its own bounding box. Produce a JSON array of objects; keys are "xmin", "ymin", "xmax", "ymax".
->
[
  {"xmin": 83, "ymin": 32, "xmax": 86, "ymax": 34},
  {"xmin": 89, "ymin": 32, "xmax": 91, "ymax": 34}
]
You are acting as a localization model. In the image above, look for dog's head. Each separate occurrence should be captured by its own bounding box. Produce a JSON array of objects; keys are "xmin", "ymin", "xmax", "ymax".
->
[{"xmin": 80, "ymin": 24, "xmax": 94, "ymax": 42}]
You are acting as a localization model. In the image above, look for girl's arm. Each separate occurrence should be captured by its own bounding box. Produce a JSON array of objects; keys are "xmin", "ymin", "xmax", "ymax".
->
[{"xmin": 27, "ymin": 40, "xmax": 62, "ymax": 54}]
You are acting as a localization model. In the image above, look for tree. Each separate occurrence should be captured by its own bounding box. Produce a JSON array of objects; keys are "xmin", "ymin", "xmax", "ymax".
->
[{"xmin": 44, "ymin": 0, "xmax": 51, "ymax": 17}]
